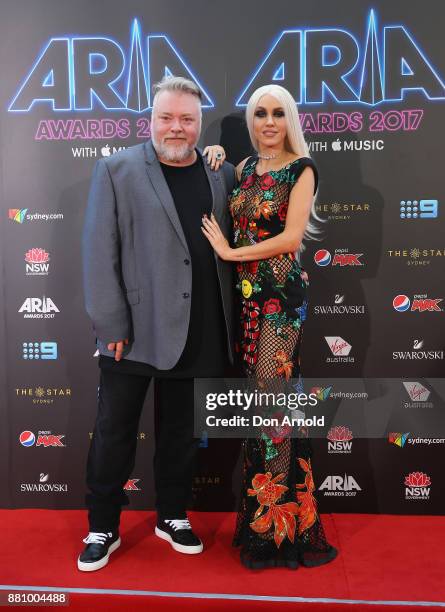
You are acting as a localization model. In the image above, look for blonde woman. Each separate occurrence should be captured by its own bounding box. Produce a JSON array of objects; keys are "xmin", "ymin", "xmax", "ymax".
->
[{"xmin": 202, "ymin": 84, "xmax": 337, "ymax": 569}]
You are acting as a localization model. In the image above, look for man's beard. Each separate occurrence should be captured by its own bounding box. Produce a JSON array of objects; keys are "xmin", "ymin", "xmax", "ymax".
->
[{"xmin": 152, "ymin": 137, "xmax": 195, "ymax": 163}]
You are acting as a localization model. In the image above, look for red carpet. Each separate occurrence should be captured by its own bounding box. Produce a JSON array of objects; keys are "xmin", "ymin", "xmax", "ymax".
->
[{"xmin": 1, "ymin": 510, "xmax": 444, "ymax": 610}]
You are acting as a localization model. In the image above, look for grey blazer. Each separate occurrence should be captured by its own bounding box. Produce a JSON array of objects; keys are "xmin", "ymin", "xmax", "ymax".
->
[{"xmin": 82, "ymin": 140, "xmax": 236, "ymax": 369}]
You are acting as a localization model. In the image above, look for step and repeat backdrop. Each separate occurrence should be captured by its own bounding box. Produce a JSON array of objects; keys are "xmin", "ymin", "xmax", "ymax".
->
[{"xmin": 0, "ymin": 0, "xmax": 444, "ymax": 514}]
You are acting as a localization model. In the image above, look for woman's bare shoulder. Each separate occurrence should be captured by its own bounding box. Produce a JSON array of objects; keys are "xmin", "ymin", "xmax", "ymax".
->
[{"xmin": 236, "ymin": 157, "xmax": 250, "ymax": 181}]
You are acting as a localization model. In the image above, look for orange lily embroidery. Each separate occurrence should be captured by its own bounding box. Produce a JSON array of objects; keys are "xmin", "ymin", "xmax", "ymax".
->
[
  {"xmin": 253, "ymin": 200, "xmax": 273, "ymax": 220},
  {"xmin": 248, "ymin": 472, "xmax": 300, "ymax": 547},
  {"xmin": 295, "ymin": 458, "xmax": 318, "ymax": 535},
  {"xmin": 274, "ymin": 350, "xmax": 293, "ymax": 380}
]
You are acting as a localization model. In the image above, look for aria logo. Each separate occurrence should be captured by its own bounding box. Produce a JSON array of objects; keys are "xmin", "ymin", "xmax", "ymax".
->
[
  {"xmin": 319, "ymin": 474, "xmax": 361, "ymax": 496},
  {"xmin": 313, "ymin": 293, "xmax": 365, "ymax": 315},
  {"xmin": 19, "ymin": 297, "xmax": 60, "ymax": 319},
  {"xmin": 20, "ymin": 473, "xmax": 68, "ymax": 493},
  {"xmin": 393, "ymin": 294, "xmax": 443, "ymax": 312},
  {"xmin": 327, "ymin": 426, "xmax": 353, "ymax": 454},
  {"xmin": 325, "ymin": 336, "xmax": 355, "ymax": 363},
  {"xmin": 393, "ymin": 339, "xmax": 444, "ymax": 361},
  {"xmin": 404, "ymin": 472, "xmax": 431, "ymax": 500},
  {"xmin": 314, "ymin": 249, "xmax": 364, "ymax": 267},
  {"xmin": 25, "ymin": 248, "xmax": 50, "ymax": 276},
  {"xmin": 124, "ymin": 479, "xmax": 141, "ymax": 491},
  {"xmin": 8, "ymin": 12, "xmax": 445, "ymax": 113}
]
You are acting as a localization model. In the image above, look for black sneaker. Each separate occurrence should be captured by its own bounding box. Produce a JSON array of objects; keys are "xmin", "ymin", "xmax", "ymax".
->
[
  {"xmin": 155, "ymin": 518, "xmax": 203, "ymax": 554},
  {"xmin": 77, "ymin": 531, "xmax": 121, "ymax": 572}
]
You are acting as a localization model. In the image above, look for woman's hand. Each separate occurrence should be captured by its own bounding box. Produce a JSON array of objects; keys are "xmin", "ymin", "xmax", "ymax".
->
[
  {"xmin": 201, "ymin": 213, "xmax": 234, "ymax": 260},
  {"xmin": 202, "ymin": 145, "xmax": 226, "ymax": 170}
]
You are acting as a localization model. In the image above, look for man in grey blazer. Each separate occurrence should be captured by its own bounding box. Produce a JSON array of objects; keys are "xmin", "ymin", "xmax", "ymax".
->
[{"xmin": 79, "ymin": 76, "xmax": 236, "ymax": 571}]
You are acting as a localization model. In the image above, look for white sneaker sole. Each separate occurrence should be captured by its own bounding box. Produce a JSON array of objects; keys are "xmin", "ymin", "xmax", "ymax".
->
[
  {"xmin": 77, "ymin": 537, "xmax": 121, "ymax": 572},
  {"xmin": 155, "ymin": 527, "xmax": 203, "ymax": 554}
]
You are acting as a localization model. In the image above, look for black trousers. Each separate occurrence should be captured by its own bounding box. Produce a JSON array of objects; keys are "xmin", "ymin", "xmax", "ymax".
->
[{"xmin": 85, "ymin": 368, "xmax": 198, "ymax": 531}]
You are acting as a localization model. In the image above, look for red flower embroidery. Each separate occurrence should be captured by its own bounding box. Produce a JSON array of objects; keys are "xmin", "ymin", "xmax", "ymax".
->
[
  {"xmin": 295, "ymin": 458, "xmax": 318, "ymax": 535},
  {"xmin": 257, "ymin": 228, "xmax": 271, "ymax": 240},
  {"xmin": 260, "ymin": 174, "xmax": 276, "ymax": 190},
  {"xmin": 262, "ymin": 298, "xmax": 282, "ymax": 315},
  {"xmin": 238, "ymin": 215, "xmax": 248, "ymax": 232},
  {"xmin": 248, "ymin": 472, "xmax": 300, "ymax": 548},
  {"xmin": 278, "ymin": 202, "xmax": 288, "ymax": 221},
  {"xmin": 274, "ymin": 350, "xmax": 293, "ymax": 380},
  {"xmin": 247, "ymin": 261, "xmax": 259, "ymax": 276},
  {"xmin": 241, "ymin": 174, "xmax": 255, "ymax": 189},
  {"xmin": 263, "ymin": 414, "xmax": 293, "ymax": 444}
]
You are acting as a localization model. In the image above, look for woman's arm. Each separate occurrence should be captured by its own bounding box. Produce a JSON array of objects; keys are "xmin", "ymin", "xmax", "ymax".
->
[{"xmin": 202, "ymin": 166, "xmax": 315, "ymax": 262}]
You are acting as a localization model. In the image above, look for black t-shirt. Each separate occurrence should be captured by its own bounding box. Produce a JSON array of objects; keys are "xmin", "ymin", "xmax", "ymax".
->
[{"xmin": 99, "ymin": 155, "xmax": 228, "ymax": 378}]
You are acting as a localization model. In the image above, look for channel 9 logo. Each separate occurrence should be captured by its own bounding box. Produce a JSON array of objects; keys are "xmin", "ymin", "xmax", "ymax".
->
[{"xmin": 400, "ymin": 199, "xmax": 438, "ymax": 219}]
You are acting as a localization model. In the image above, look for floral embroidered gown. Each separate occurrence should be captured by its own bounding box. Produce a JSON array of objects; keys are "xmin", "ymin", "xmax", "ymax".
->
[{"xmin": 230, "ymin": 156, "xmax": 338, "ymax": 569}]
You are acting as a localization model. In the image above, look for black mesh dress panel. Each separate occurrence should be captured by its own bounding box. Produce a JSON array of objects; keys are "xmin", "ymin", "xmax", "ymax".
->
[{"xmin": 229, "ymin": 156, "xmax": 338, "ymax": 569}]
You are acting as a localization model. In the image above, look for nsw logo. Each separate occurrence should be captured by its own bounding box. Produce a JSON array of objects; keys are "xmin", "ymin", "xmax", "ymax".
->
[
  {"xmin": 327, "ymin": 426, "xmax": 353, "ymax": 453},
  {"xmin": 404, "ymin": 472, "xmax": 431, "ymax": 500},
  {"xmin": 25, "ymin": 248, "xmax": 50, "ymax": 276}
]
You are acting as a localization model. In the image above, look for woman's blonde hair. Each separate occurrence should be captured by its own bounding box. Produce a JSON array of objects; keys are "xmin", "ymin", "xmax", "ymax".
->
[{"xmin": 245, "ymin": 84, "xmax": 323, "ymax": 254}]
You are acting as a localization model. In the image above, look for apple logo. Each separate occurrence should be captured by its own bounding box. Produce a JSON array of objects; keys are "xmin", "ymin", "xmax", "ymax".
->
[
  {"xmin": 331, "ymin": 139, "xmax": 342, "ymax": 152},
  {"xmin": 101, "ymin": 144, "xmax": 111, "ymax": 157}
]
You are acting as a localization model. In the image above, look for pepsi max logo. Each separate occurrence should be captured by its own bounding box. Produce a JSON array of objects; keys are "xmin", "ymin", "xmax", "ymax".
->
[
  {"xmin": 314, "ymin": 249, "xmax": 332, "ymax": 266},
  {"xmin": 20, "ymin": 431, "xmax": 36, "ymax": 447},
  {"xmin": 393, "ymin": 295, "xmax": 443, "ymax": 312},
  {"xmin": 393, "ymin": 295, "xmax": 411, "ymax": 312}
]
